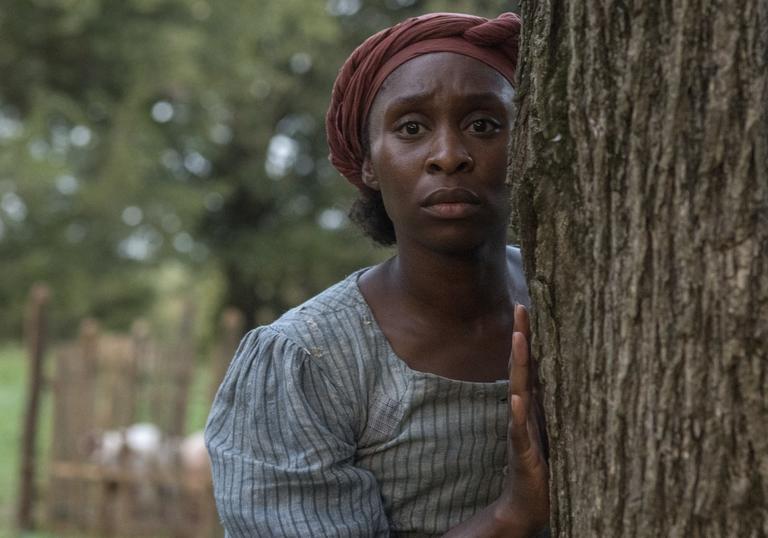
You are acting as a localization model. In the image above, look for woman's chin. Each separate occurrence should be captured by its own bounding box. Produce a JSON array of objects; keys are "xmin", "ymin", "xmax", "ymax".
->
[{"xmin": 410, "ymin": 227, "xmax": 507, "ymax": 257}]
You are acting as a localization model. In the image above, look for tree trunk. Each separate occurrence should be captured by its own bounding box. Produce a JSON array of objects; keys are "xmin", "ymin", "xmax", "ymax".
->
[{"xmin": 511, "ymin": 1, "xmax": 768, "ymax": 536}]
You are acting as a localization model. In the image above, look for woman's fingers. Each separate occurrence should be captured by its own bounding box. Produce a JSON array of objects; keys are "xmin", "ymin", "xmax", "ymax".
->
[
  {"xmin": 509, "ymin": 304, "xmax": 545, "ymax": 465},
  {"xmin": 514, "ymin": 303, "xmax": 530, "ymax": 342},
  {"xmin": 509, "ymin": 331, "xmax": 529, "ymax": 405},
  {"xmin": 508, "ymin": 394, "xmax": 531, "ymax": 455},
  {"xmin": 503, "ymin": 305, "xmax": 551, "ymax": 532},
  {"xmin": 508, "ymin": 324, "xmax": 533, "ymax": 458}
]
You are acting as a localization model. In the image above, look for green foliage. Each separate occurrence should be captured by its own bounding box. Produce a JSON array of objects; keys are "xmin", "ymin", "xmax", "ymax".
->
[
  {"xmin": 0, "ymin": 0, "xmax": 209, "ymax": 337},
  {"xmin": 0, "ymin": 0, "xmax": 514, "ymax": 339}
]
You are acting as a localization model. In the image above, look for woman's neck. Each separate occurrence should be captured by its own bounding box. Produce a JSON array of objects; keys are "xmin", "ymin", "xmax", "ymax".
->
[{"xmin": 385, "ymin": 238, "xmax": 513, "ymax": 322}]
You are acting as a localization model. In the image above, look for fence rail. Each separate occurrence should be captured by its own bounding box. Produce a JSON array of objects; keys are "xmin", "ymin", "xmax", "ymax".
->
[{"xmin": 17, "ymin": 285, "xmax": 242, "ymax": 537}]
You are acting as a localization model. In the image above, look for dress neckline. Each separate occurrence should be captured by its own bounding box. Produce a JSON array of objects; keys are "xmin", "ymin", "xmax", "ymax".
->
[{"xmin": 347, "ymin": 268, "xmax": 509, "ymax": 389}]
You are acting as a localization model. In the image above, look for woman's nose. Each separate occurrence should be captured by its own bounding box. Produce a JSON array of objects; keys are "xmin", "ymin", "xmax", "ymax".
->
[{"xmin": 425, "ymin": 128, "xmax": 474, "ymax": 175}]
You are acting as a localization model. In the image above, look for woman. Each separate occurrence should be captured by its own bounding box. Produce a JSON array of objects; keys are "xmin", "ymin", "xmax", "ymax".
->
[{"xmin": 205, "ymin": 12, "xmax": 549, "ymax": 537}]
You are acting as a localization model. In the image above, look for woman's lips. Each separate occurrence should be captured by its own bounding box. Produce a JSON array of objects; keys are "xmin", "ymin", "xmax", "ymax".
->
[
  {"xmin": 422, "ymin": 202, "xmax": 481, "ymax": 219},
  {"xmin": 421, "ymin": 188, "xmax": 481, "ymax": 219}
]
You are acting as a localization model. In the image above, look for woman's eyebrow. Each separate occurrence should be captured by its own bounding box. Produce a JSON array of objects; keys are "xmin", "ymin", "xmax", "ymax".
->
[
  {"xmin": 385, "ymin": 91, "xmax": 438, "ymax": 112},
  {"xmin": 385, "ymin": 91, "xmax": 509, "ymax": 113}
]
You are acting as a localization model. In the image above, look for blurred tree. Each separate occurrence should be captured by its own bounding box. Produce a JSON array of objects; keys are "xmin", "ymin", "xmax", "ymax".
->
[{"xmin": 0, "ymin": 0, "xmax": 212, "ymax": 336}]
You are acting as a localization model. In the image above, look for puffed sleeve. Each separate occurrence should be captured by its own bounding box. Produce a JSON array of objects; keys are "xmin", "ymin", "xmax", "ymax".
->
[{"xmin": 204, "ymin": 327, "xmax": 389, "ymax": 537}]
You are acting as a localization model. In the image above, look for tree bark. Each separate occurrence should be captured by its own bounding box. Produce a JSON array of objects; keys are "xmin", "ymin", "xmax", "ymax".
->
[{"xmin": 511, "ymin": 1, "xmax": 768, "ymax": 536}]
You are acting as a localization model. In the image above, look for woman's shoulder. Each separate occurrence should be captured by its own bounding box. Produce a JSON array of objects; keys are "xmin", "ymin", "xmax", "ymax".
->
[
  {"xmin": 220, "ymin": 270, "xmax": 390, "ymax": 420},
  {"xmin": 270, "ymin": 270, "xmax": 368, "ymax": 341},
  {"xmin": 245, "ymin": 269, "xmax": 386, "ymax": 376}
]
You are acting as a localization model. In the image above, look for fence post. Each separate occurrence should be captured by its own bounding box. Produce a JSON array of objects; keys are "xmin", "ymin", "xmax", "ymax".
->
[
  {"xmin": 16, "ymin": 283, "xmax": 51, "ymax": 531},
  {"xmin": 169, "ymin": 300, "xmax": 196, "ymax": 437},
  {"xmin": 210, "ymin": 308, "xmax": 245, "ymax": 401},
  {"xmin": 131, "ymin": 319, "xmax": 151, "ymax": 423}
]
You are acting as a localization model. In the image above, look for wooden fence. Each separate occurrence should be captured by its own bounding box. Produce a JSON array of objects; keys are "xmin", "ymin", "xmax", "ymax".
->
[{"xmin": 17, "ymin": 287, "xmax": 245, "ymax": 537}]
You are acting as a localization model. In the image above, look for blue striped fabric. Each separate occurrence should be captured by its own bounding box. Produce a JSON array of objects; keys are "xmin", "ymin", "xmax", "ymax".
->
[{"xmin": 205, "ymin": 258, "xmax": 528, "ymax": 537}]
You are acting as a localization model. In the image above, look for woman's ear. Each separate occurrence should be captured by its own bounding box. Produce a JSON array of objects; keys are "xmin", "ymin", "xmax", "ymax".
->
[{"xmin": 361, "ymin": 158, "xmax": 380, "ymax": 191}]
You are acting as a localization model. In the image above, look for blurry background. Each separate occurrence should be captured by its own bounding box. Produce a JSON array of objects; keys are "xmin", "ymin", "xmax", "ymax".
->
[{"xmin": 0, "ymin": 0, "xmax": 513, "ymax": 536}]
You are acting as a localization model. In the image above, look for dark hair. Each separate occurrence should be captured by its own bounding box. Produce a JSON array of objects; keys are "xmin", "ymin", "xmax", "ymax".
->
[
  {"xmin": 349, "ymin": 186, "xmax": 396, "ymax": 246},
  {"xmin": 349, "ymin": 122, "xmax": 396, "ymax": 246}
]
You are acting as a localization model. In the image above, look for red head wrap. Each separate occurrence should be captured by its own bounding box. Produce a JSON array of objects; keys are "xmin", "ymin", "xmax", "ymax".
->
[{"xmin": 325, "ymin": 12, "xmax": 521, "ymax": 189}]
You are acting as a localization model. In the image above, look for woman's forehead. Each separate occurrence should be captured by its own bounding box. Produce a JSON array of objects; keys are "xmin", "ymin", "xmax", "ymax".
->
[{"xmin": 373, "ymin": 53, "xmax": 514, "ymax": 112}]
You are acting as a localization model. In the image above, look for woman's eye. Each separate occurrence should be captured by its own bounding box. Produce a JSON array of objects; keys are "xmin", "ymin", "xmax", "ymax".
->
[
  {"xmin": 398, "ymin": 121, "xmax": 422, "ymax": 136},
  {"xmin": 470, "ymin": 119, "xmax": 498, "ymax": 133}
]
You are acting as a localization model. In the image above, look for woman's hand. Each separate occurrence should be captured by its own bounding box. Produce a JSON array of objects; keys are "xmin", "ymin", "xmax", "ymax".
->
[{"xmin": 495, "ymin": 304, "xmax": 550, "ymax": 535}]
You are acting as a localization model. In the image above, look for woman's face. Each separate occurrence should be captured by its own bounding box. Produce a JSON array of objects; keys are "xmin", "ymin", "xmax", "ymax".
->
[{"xmin": 363, "ymin": 52, "xmax": 515, "ymax": 254}]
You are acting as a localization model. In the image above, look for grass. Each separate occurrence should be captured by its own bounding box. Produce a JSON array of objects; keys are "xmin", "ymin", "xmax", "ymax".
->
[
  {"xmin": 0, "ymin": 342, "xmax": 57, "ymax": 538},
  {"xmin": 0, "ymin": 342, "xmax": 25, "ymax": 523},
  {"xmin": 0, "ymin": 340, "xmax": 216, "ymax": 538}
]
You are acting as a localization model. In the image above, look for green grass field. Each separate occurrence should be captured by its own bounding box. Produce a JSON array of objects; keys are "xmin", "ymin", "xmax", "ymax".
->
[
  {"xmin": 0, "ymin": 343, "xmax": 54, "ymax": 538},
  {"xmin": 0, "ymin": 342, "xmax": 214, "ymax": 538},
  {"xmin": 0, "ymin": 343, "xmax": 25, "ymax": 520}
]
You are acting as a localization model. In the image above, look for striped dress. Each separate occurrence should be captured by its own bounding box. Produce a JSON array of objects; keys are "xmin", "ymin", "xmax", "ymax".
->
[{"xmin": 205, "ymin": 262, "xmax": 529, "ymax": 537}]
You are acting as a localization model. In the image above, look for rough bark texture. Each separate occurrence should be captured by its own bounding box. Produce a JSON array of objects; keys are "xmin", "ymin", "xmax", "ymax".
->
[{"xmin": 510, "ymin": 1, "xmax": 768, "ymax": 536}]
